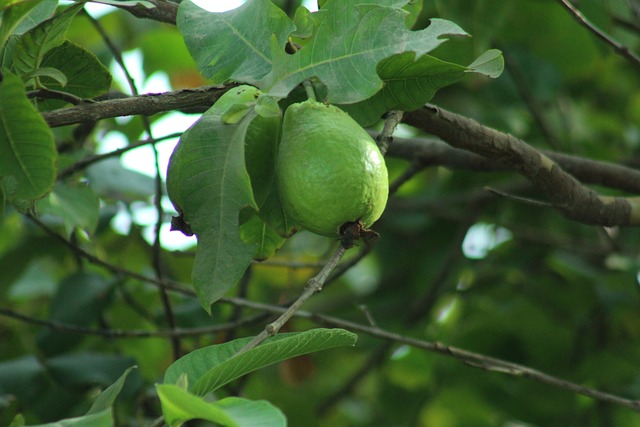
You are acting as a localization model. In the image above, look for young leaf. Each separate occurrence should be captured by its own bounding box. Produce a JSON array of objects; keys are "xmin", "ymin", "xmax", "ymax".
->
[
  {"xmin": 0, "ymin": 70, "xmax": 56, "ymax": 201},
  {"xmin": 261, "ymin": 2, "xmax": 468, "ymax": 103},
  {"xmin": 11, "ymin": 2, "xmax": 83, "ymax": 82},
  {"xmin": 239, "ymin": 214, "xmax": 286, "ymax": 260},
  {"xmin": 157, "ymin": 385, "xmax": 286, "ymax": 427},
  {"xmin": 467, "ymin": 48, "xmax": 505, "ymax": 78},
  {"xmin": 177, "ymin": 0, "xmax": 295, "ymax": 86},
  {"xmin": 163, "ymin": 328, "xmax": 357, "ymax": 396}
]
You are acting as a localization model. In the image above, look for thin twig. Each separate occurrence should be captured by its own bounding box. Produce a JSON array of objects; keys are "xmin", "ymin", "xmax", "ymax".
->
[
  {"xmin": 484, "ymin": 186, "xmax": 554, "ymax": 208},
  {"xmin": 376, "ymin": 110, "xmax": 404, "ymax": 155},
  {"xmin": 237, "ymin": 245, "xmax": 347, "ymax": 353},
  {"xmin": 58, "ymin": 132, "xmax": 182, "ymax": 179},
  {"xmin": 555, "ymin": 0, "xmax": 640, "ymax": 69},
  {"xmin": 0, "ymin": 306, "xmax": 266, "ymax": 338},
  {"xmin": 27, "ymin": 88, "xmax": 88, "ymax": 105},
  {"xmin": 223, "ymin": 297, "xmax": 640, "ymax": 413}
]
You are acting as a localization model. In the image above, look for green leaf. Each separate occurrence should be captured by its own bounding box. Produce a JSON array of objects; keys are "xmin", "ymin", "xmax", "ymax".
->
[
  {"xmin": 163, "ymin": 328, "xmax": 357, "ymax": 396},
  {"xmin": 157, "ymin": 385, "xmax": 286, "ymax": 427},
  {"xmin": 467, "ymin": 48, "xmax": 504, "ymax": 78},
  {"xmin": 39, "ymin": 40, "xmax": 112, "ymax": 104},
  {"xmin": 262, "ymin": 3, "xmax": 469, "ymax": 103},
  {"xmin": 25, "ymin": 410, "xmax": 112, "ymax": 427},
  {"xmin": 36, "ymin": 272, "xmax": 112, "ymax": 356},
  {"xmin": 342, "ymin": 49, "xmax": 504, "ymax": 126},
  {"xmin": 291, "ymin": 6, "xmax": 314, "ymax": 39},
  {"xmin": 0, "ymin": 0, "xmax": 57, "ymax": 49},
  {"xmin": 86, "ymin": 158, "xmax": 155, "ymax": 203},
  {"xmin": 87, "ymin": 366, "xmax": 137, "ymax": 415},
  {"xmin": 240, "ymin": 213, "xmax": 286, "ymax": 260},
  {"xmin": 0, "ymin": 70, "xmax": 56, "ymax": 201},
  {"xmin": 36, "ymin": 182, "xmax": 99, "ymax": 238},
  {"xmin": 177, "ymin": 0, "xmax": 295, "ymax": 86},
  {"xmin": 23, "ymin": 66, "xmax": 67, "ymax": 86},
  {"xmin": 11, "ymin": 2, "xmax": 83, "ymax": 82},
  {"xmin": 166, "ymin": 101, "xmax": 259, "ymax": 312},
  {"xmin": 25, "ymin": 366, "xmax": 137, "ymax": 426}
]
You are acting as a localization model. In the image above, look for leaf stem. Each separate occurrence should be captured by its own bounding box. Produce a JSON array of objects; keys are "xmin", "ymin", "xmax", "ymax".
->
[
  {"xmin": 303, "ymin": 79, "xmax": 317, "ymax": 101},
  {"xmin": 237, "ymin": 245, "xmax": 347, "ymax": 353}
]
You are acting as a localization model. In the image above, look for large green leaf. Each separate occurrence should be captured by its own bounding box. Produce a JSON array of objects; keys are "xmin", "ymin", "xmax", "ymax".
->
[
  {"xmin": 163, "ymin": 328, "xmax": 357, "ymax": 396},
  {"xmin": 11, "ymin": 2, "xmax": 83, "ymax": 83},
  {"xmin": 157, "ymin": 386, "xmax": 286, "ymax": 427},
  {"xmin": 166, "ymin": 100, "xmax": 260, "ymax": 312},
  {"xmin": 177, "ymin": 0, "xmax": 295, "ymax": 86},
  {"xmin": 342, "ymin": 49, "xmax": 504, "ymax": 125},
  {"xmin": 262, "ymin": 2, "xmax": 468, "ymax": 103},
  {"xmin": 0, "ymin": 70, "xmax": 56, "ymax": 201}
]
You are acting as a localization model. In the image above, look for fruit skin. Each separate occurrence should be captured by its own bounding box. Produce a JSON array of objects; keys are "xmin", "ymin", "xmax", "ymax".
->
[{"xmin": 276, "ymin": 99, "xmax": 388, "ymax": 237}]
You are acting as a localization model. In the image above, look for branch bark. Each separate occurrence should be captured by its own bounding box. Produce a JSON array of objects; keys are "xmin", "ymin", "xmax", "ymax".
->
[
  {"xmin": 41, "ymin": 85, "xmax": 229, "ymax": 128},
  {"xmin": 403, "ymin": 105, "xmax": 640, "ymax": 226}
]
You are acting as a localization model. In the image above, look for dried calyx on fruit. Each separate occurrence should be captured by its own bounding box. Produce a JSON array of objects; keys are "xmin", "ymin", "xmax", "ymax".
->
[{"xmin": 276, "ymin": 99, "xmax": 389, "ymax": 238}]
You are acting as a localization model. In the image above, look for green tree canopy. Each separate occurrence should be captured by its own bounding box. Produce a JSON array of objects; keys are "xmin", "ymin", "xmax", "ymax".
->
[{"xmin": 1, "ymin": 1, "xmax": 640, "ymax": 426}]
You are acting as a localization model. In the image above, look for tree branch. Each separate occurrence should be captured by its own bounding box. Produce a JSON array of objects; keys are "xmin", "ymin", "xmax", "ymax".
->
[
  {"xmin": 0, "ymin": 306, "xmax": 265, "ymax": 338},
  {"xmin": 403, "ymin": 105, "xmax": 640, "ymax": 226},
  {"xmin": 237, "ymin": 245, "xmax": 347, "ymax": 353},
  {"xmin": 223, "ymin": 296, "xmax": 640, "ymax": 413},
  {"xmin": 555, "ymin": 0, "xmax": 640, "ymax": 69},
  {"xmin": 387, "ymin": 135, "xmax": 640, "ymax": 194},
  {"xmin": 41, "ymin": 85, "xmax": 230, "ymax": 128}
]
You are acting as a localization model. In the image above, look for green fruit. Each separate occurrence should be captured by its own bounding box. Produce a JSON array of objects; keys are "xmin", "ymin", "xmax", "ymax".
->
[{"xmin": 276, "ymin": 99, "xmax": 388, "ymax": 237}]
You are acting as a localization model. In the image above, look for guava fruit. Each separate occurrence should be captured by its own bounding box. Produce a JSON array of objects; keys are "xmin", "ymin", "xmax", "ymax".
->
[{"xmin": 276, "ymin": 99, "xmax": 388, "ymax": 237}]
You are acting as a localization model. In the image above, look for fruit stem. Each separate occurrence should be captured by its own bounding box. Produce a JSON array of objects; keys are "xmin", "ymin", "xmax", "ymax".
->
[{"xmin": 303, "ymin": 79, "xmax": 317, "ymax": 101}]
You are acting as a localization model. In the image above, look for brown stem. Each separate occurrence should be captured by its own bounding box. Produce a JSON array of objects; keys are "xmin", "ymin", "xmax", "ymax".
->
[{"xmin": 403, "ymin": 105, "xmax": 640, "ymax": 226}]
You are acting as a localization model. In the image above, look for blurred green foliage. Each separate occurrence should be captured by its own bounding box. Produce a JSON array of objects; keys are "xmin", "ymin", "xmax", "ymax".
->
[{"xmin": 1, "ymin": 0, "xmax": 640, "ymax": 426}]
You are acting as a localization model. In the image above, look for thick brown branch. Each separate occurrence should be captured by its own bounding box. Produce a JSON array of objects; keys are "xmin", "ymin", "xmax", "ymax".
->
[
  {"xmin": 387, "ymin": 136, "xmax": 640, "ymax": 194},
  {"xmin": 41, "ymin": 85, "xmax": 230, "ymax": 128},
  {"xmin": 42, "ymin": 87, "xmax": 640, "ymax": 202},
  {"xmin": 403, "ymin": 106, "xmax": 640, "ymax": 226}
]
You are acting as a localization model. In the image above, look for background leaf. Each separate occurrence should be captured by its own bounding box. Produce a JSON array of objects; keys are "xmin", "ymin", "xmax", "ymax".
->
[
  {"xmin": 177, "ymin": 0, "xmax": 295, "ymax": 86},
  {"xmin": 0, "ymin": 0, "xmax": 57, "ymax": 49},
  {"xmin": 36, "ymin": 272, "xmax": 112, "ymax": 356},
  {"xmin": 38, "ymin": 40, "xmax": 112, "ymax": 107},
  {"xmin": 157, "ymin": 386, "xmax": 286, "ymax": 427},
  {"xmin": 11, "ymin": 2, "xmax": 83, "ymax": 83},
  {"xmin": 163, "ymin": 328, "xmax": 357, "ymax": 396},
  {"xmin": 261, "ymin": 3, "xmax": 468, "ymax": 103},
  {"xmin": 0, "ymin": 70, "xmax": 56, "ymax": 201},
  {"xmin": 36, "ymin": 182, "xmax": 100, "ymax": 238}
]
